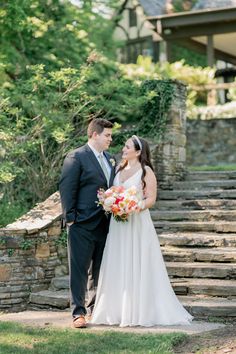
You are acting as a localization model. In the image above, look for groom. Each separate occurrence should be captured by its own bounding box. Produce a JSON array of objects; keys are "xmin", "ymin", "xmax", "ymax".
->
[{"xmin": 59, "ymin": 118, "xmax": 115, "ymax": 328}]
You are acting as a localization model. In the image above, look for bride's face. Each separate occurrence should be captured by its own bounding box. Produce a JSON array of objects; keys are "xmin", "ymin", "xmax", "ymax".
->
[{"xmin": 122, "ymin": 139, "xmax": 140, "ymax": 161}]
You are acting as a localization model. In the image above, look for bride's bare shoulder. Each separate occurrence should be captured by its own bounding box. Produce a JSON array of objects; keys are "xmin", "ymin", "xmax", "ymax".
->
[{"xmin": 145, "ymin": 165, "xmax": 155, "ymax": 174}]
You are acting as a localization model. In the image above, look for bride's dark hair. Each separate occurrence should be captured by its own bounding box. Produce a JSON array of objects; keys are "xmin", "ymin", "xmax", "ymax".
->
[{"xmin": 118, "ymin": 136, "xmax": 154, "ymax": 190}]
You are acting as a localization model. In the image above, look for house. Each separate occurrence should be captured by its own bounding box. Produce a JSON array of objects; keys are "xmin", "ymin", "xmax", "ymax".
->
[
  {"xmin": 113, "ymin": 0, "xmax": 168, "ymax": 63},
  {"xmin": 114, "ymin": 0, "xmax": 236, "ymax": 67}
]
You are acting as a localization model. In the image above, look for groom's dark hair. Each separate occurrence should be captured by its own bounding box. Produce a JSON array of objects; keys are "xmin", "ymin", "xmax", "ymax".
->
[{"xmin": 87, "ymin": 118, "xmax": 113, "ymax": 138}]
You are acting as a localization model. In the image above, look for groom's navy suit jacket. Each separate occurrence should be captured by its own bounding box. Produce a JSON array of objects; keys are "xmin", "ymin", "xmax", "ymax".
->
[{"xmin": 59, "ymin": 144, "xmax": 115, "ymax": 231}]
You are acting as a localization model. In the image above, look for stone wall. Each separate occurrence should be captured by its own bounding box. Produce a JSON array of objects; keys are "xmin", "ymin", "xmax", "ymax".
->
[
  {"xmin": 187, "ymin": 117, "xmax": 236, "ymax": 166},
  {"xmin": 0, "ymin": 193, "xmax": 67, "ymax": 311},
  {"xmin": 153, "ymin": 80, "xmax": 187, "ymax": 188}
]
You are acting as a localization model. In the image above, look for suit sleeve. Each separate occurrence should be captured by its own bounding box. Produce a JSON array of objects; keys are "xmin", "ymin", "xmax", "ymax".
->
[{"xmin": 59, "ymin": 153, "xmax": 81, "ymax": 223}]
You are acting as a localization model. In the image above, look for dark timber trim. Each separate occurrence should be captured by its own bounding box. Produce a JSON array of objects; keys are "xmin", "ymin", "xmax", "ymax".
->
[{"xmin": 147, "ymin": 7, "xmax": 236, "ymax": 65}]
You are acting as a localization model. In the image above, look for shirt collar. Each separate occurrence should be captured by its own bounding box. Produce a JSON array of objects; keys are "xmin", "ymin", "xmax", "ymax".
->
[{"xmin": 87, "ymin": 142, "xmax": 104, "ymax": 158}]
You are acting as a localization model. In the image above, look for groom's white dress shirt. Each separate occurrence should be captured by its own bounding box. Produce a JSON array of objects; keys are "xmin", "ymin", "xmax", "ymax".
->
[{"xmin": 87, "ymin": 143, "xmax": 111, "ymax": 181}]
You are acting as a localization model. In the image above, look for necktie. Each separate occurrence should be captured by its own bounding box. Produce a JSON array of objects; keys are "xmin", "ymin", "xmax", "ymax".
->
[{"xmin": 98, "ymin": 153, "xmax": 109, "ymax": 184}]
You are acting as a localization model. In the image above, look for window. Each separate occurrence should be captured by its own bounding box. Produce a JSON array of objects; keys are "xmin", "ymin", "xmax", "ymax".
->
[
  {"xmin": 120, "ymin": 37, "xmax": 155, "ymax": 64},
  {"xmin": 129, "ymin": 8, "xmax": 137, "ymax": 27}
]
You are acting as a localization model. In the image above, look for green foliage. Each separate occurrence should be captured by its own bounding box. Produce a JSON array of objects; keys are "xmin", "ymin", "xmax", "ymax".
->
[
  {"xmin": 172, "ymin": 0, "xmax": 198, "ymax": 12},
  {"xmin": 137, "ymin": 80, "xmax": 174, "ymax": 139},
  {"xmin": 2, "ymin": 1, "xmax": 209, "ymax": 228},
  {"xmin": 124, "ymin": 57, "xmax": 216, "ymax": 110},
  {"xmin": 1, "ymin": 54, "xmax": 176, "ymax": 227},
  {"xmin": 0, "ymin": 196, "xmax": 29, "ymax": 228},
  {"xmin": 0, "ymin": 56, "xmax": 144, "ymax": 211},
  {"xmin": 228, "ymin": 80, "xmax": 236, "ymax": 101},
  {"xmin": 7, "ymin": 248, "xmax": 15, "ymax": 257},
  {"xmin": 20, "ymin": 239, "xmax": 34, "ymax": 251},
  {"xmin": 56, "ymin": 230, "xmax": 67, "ymax": 248},
  {"xmin": 0, "ymin": 0, "xmax": 124, "ymax": 226},
  {"xmin": 171, "ymin": 43, "xmax": 207, "ymax": 67},
  {"xmin": 0, "ymin": 237, "xmax": 6, "ymax": 246},
  {"xmin": 0, "ymin": 0, "xmax": 118, "ymax": 80}
]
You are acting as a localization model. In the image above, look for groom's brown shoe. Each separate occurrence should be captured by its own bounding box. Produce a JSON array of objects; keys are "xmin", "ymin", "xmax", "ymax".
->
[{"xmin": 73, "ymin": 315, "xmax": 87, "ymax": 328}]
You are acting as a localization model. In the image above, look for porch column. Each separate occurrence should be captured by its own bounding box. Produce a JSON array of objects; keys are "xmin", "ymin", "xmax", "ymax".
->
[
  {"xmin": 207, "ymin": 35, "xmax": 214, "ymax": 67},
  {"xmin": 207, "ymin": 35, "xmax": 216, "ymax": 105}
]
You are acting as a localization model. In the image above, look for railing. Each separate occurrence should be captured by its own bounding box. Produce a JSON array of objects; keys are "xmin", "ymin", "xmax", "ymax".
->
[{"xmin": 189, "ymin": 82, "xmax": 236, "ymax": 105}]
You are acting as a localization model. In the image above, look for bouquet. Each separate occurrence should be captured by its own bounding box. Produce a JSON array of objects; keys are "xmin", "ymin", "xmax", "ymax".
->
[{"xmin": 97, "ymin": 185, "xmax": 142, "ymax": 222}]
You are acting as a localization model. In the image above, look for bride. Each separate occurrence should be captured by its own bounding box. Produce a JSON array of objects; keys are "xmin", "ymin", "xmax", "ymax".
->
[{"xmin": 91, "ymin": 135, "xmax": 193, "ymax": 327}]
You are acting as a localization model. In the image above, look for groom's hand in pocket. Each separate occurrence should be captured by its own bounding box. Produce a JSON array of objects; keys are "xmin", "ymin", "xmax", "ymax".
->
[{"xmin": 67, "ymin": 221, "xmax": 74, "ymax": 226}]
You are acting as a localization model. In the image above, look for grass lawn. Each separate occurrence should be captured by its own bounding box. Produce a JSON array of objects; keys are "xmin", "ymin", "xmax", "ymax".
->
[
  {"xmin": 189, "ymin": 164, "xmax": 236, "ymax": 171},
  {"xmin": 0, "ymin": 321, "xmax": 186, "ymax": 354}
]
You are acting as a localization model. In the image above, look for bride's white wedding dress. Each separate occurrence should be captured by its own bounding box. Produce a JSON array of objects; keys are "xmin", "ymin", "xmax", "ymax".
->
[{"xmin": 91, "ymin": 169, "xmax": 193, "ymax": 327}]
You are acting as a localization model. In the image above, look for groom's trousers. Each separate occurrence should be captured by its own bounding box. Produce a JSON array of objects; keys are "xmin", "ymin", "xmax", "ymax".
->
[{"xmin": 67, "ymin": 215, "xmax": 109, "ymax": 318}]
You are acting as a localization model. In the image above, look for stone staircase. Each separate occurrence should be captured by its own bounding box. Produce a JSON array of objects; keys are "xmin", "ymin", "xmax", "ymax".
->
[{"xmin": 29, "ymin": 170, "xmax": 236, "ymax": 319}]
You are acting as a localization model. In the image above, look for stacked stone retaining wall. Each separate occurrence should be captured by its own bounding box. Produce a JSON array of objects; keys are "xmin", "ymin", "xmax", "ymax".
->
[
  {"xmin": 0, "ymin": 193, "xmax": 67, "ymax": 311},
  {"xmin": 187, "ymin": 117, "xmax": 236, "ymax": 166}
]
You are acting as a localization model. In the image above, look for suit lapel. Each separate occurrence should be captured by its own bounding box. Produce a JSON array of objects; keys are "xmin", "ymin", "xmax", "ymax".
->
[
  {"xmin": 85, "ymin": 144, "xmax": 108, "ymax": 184},
  {"xmin": 104, "ymin": 152, "xmax": 116, "ymax": 187}
]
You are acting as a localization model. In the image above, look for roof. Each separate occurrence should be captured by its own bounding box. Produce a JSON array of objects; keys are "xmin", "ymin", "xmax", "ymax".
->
[
  {"xmin": 138, "ymin": 0, "xmax": 236, "ymax": 16},
  {"xmin": 139, "ymin": 0, "xmax": 167, "ymax": 16},
  {"xmin": 148, "ymin": 7, "xmax": 236, "ymax": 65},
  {"xmin": 193, "ymin": 0, "xmax": 236, "ymax": 10}
]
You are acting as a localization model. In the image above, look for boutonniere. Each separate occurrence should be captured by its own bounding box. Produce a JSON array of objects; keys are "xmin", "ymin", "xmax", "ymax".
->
[{"xmin": 109, "ymin": 158, "xmax": 116, "ymax": 167}]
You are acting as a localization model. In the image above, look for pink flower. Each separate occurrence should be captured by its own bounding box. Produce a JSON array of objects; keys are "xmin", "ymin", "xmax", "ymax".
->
[{"xmin": 97, "ymin": 185, "xmax": 141, "ymax": 222}]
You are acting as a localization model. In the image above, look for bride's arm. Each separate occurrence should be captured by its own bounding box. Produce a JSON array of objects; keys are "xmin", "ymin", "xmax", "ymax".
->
[{"xmin": 141, "ymin": 167, "xmax": 157, "ymax": 210}]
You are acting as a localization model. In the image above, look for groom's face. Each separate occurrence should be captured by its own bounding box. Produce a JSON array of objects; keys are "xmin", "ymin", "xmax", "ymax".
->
[{"xmin": 95, "ymin": 128, "xmax": 112, "ymax": 151}]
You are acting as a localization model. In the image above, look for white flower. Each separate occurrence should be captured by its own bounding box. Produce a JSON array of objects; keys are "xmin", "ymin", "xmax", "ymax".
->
[
  {"xmin": 103, "ymin": 196, "xmax": 116, "ymax": 211},
  {"xmin": 109, "ymin": 158, "xmax": 116, "ymax": 167}
]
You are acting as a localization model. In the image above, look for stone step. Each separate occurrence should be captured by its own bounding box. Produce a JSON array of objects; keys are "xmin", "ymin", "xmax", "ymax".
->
[
  {"xmin": 172, "ymin": 278, "xmax": 236, "ymax": 297},
  {"xmin": 29, "ymin": 290, "xmax": 69, "ymax": 309},
  {"xmin": 29, "ymin": 290, "xmax": 236, "ymax": 318},
  {"xmin": 178, "ymin": 295, "xmax": 236, "ymax": 318},
  {"xmin": 158, "ymin": 189, "xmax": 236, "ymax": 200},
  {"xmin": 166, "ymin": 262, "xmax": 236, "ymax": 279},
  {"xmin": 162, "ymin": 246, "xmax": 236, "ymax": 263},
  {"xmin": 173, "ymin": 180, "xmax": 236, "ymax": 190},
  {"xmin": 186, "ymin": 171, "xmax": 236, "ymax": 181},
  {"xmin": 158, "ymin": 232, "xmax": 236, "ymax": 248},
  {"xmin": 151, "ymin": 210, "xmax": 236, "ymax": 222},
  {"xmin": 154, "ymin": 221, "xmax": 236, "ymax": 233},
  {"xmin": 50, "ymin": 276, "xmax": 69, "ymax": 291},
  {"xmin": 155, "ymin": 199, "xmax": 236, "ymax": 210}
]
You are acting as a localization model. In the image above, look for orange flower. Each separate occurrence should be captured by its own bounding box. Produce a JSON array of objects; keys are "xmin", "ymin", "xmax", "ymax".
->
[{"xmin": 111, "ymin": 205, "xmax": 120, "ymax": 214}]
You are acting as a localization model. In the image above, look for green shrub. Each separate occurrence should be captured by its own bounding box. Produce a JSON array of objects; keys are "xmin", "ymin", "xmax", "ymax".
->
[
  {"xmin": 123, "ymin": 56, "xmax": 217, "ymax": 111},
  {"xmin": 0, "ymin": 196, "xmax": 29, "ymax": 228}
]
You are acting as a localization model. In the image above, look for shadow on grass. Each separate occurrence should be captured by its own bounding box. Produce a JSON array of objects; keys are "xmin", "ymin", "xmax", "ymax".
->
[{"xmin": 0, "ymin": 321, "xmax": 186, "ymax": 354}]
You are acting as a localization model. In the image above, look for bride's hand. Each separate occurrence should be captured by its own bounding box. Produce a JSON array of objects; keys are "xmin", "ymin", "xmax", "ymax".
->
[{"xmin": 136, "ymin": 200, "xmax": 145, "ymax": 213}]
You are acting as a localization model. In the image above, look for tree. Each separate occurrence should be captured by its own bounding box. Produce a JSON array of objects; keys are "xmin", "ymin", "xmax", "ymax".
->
[
  {"xmin": 0, "ymin": 0, "xmax": 118, "ymax": 81},
  {"xmin": 0, "ymin": 0, "xmax": 122, "ymax": 225},
  {"xmin": 171, "ymin": 0, "xmax": 198, "ymax": 12}
]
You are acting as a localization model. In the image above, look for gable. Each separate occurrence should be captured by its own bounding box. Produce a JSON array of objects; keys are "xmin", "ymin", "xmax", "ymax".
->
[{"xmin": 114, "ymin": 0, "xmax": 160, "ymax": 41}]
